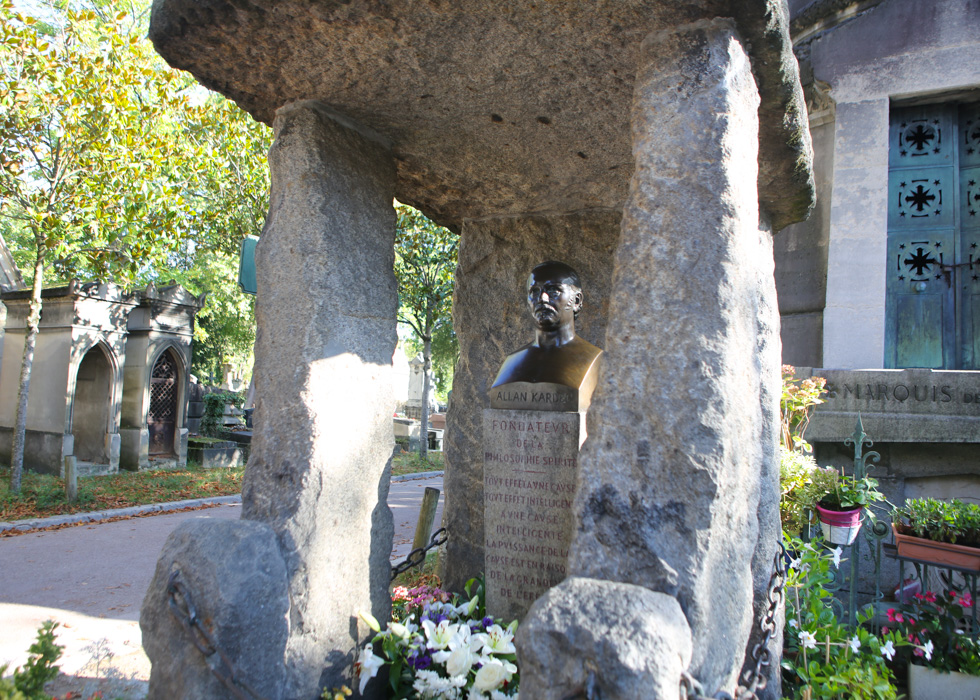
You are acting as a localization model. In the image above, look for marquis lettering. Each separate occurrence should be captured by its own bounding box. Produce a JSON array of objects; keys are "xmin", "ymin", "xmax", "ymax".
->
[{"xmin": 831, "ymin": 382, "xmax": 958, "ymax": 403}]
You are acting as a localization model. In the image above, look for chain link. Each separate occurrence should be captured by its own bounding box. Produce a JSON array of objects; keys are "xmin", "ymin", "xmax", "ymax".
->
[
  {"xmin": 681, "ymin": 541, "xmax": 787, "ymax": 700},
  {"xmin": 390, "ymin": 527, "xmax": 448, "ymax": 581},
  {"xmin": 166, "ymin": 570, "xmax": 268, "ymax": 700}
]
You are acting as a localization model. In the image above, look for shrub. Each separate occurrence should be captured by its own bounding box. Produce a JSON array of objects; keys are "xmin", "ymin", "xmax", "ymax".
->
[
  {"xmin": 781, "ymin": 366, "xmax": 827, "ymax": 452},
  {"xmin": 782, "ymin": 536, "xmax": 903, "ymax": 699},
  {"xmin": 200, "ymin": 390, "xmax": 244, "ymax": 438},
  {"xmin": 0, "ymin": 620, "xmax": 63, "ymax": 700}
]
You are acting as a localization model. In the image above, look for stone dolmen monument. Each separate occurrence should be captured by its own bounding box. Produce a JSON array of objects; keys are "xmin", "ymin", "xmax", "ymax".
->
[{"xmin": 141, "ymin": 1, "xmax": 814, "ymax": 698}]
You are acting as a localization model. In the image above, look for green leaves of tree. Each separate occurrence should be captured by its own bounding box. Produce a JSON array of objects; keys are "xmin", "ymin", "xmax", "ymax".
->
[{"xmin": 394, "ymin": 204, "xmax": 458, "ymax": 397}]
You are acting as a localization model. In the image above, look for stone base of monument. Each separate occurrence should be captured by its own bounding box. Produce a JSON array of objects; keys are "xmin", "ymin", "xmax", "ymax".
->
[
  {"xmin": 483, "ymin": 408, "xmax": 584, "ymax": 621},
  {"xmin": 140, "ymin": 519, "xmax": 289, "ymax": 700},
  {"xmin": 516, "ymin": 577, "xmax": 693, "ymax": 700}
]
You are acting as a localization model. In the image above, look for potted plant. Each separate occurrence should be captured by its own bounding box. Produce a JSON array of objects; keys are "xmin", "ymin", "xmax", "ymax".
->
[
  {"xmin": 814, "ymin": 473, "xmax": 886, "ymax": 546},
  {"xmin": 883, "ymin": 588, "xmax": 980, "ymax": 699},
  {"xmin": 892, "ymin": 498, "xmax": 980, "ymax": 571},
  {"xmin": 779, "ymin": 448, "xmax": 838, "ymax": 538}
]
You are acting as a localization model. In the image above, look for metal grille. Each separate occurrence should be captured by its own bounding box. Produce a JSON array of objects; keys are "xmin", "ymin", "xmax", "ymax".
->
[{"xmin": 149, "ymin": 353, "xmax": 177, "ymax": 422}]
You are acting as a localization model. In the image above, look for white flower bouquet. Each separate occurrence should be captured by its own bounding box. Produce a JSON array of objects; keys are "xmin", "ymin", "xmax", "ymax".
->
[{"xmin": 356, "ymin": 578, "xmax": 520, "ymax": 699}]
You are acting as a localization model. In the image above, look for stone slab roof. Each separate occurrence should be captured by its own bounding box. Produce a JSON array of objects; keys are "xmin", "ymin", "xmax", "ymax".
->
[{"xmin": 150, "ymin": 0, "xmax": 813, "ymax": 231}]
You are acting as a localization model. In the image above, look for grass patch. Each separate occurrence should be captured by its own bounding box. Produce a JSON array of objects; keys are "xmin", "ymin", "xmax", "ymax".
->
[
  {"xmin": 0, "ymin": 448, "xmax": 444, "ymax": 521},
  {"xmin": 0, "ymin": 464, "xmax": 245, "ymax": 522},
  {"xmin": 392, "ymin": 450, "xmax": 444, "ymax": 476},
  {"xmin": 391, "ymin": 548, "xmax": 441, "ymax": 590}
]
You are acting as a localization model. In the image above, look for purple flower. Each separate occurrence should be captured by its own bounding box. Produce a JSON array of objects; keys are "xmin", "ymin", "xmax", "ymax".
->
[
  {"xmin": 408, "ymin": 651, "xmax": 432, "ymax": 670},
  {"xmin": 482, "ymin": 617, "xmax": 494, "ymax": 629}
]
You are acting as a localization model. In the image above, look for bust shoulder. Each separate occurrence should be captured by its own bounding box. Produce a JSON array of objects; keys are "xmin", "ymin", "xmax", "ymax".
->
[{"xmin": 491, "ymin": 335, "xmax": 601, "ymax": 390}]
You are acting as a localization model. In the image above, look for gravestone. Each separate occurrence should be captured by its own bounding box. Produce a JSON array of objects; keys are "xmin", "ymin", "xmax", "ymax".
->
[{"xmin": 483, "ymin": 261, "xmax": 601, "ymax": 620}]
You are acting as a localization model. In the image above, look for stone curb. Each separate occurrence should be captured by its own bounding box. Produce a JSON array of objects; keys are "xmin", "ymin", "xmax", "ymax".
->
[
  {"xmin": 391, "ymin": 470, "xmax": 444, "ymax": 482},
  {"xmin": 0, "ymin": 495, "xmax": 244, "ymax": 535},
  {"xmin": 0, "ymin": 471, "xmax": 444, "ymax": 535}
]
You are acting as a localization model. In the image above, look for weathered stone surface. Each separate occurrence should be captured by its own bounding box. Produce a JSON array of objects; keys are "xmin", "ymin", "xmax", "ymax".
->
[
  {"xmin": 148, "ymin": 0, "xmax": 812, "ymax": 232},
  {"xmin": 140, "ymin": 519, "xmax": 289, "ymax": 700},
  {"xmin": 516, "ymin": 577, "xmax": 693, "ymax": 700},
  {"xmin": 443, "ymin": 211, "xmax": 619, "ymax": 593},
  {"xmin": 483, "ymin": 408, "xmax": 583, "ymax": 621},
  {"xmin": 564, "ymin": 20, "xmax": 781, "ymax": 694},
  {"xmin": 802, "ymin": 368, "xmax": 980, "ymax": 443},
  {"xmin": 240, "ymin": 101, "xmax": 397, "ymax": 699}
]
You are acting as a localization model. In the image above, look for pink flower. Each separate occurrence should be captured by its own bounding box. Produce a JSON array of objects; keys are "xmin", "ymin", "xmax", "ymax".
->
[
  {"xmin": 924, "ymin": 591, "xmax": 937, "ymax": 603},
  {"xmin": 961, "ymin": 593, "xmax": 974, "ymax": 607},
  {"xmin": 882, "ymin": 626, "xmax": 890, "ymax": 634},
  {"xmin": 895, "ymin": 612, "xmax": 905, "ymax": 623},
  {"xmin": 886, "ymin": 608, "xmax": 897, "ymax": 622}
]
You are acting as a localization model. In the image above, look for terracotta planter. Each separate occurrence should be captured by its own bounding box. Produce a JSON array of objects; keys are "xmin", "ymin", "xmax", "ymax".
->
[
  {"xmin": 892, "ymin": 524, "xmax": 980, "ymax": 571},
  {"xmin": 815, "ymin": 504, "xmax": 863, "ymax": 545},
  {"xmin": 908, "ymin": 663, "xmax": 980, "ymax": 700}
]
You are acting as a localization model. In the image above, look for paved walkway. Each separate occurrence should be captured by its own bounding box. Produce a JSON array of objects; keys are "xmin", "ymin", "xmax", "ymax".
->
[{"xmin": 0, "ymin": 473, "xmax": 443, "ymax": 698}]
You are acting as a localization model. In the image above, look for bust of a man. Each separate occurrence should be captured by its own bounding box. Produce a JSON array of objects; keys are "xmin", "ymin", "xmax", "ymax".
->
[{"xmin": 490, "ymin": 261, "xmax": 602, "ymax": 411}]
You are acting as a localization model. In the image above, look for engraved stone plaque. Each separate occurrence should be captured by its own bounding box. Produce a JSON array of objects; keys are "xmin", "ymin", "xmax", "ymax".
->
[{"xmin": 483, "ymin": 408, "xmax": 585, "ymax": 621}]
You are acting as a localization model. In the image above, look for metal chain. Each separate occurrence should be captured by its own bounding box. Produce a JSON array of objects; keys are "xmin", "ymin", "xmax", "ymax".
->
[
  {"xmin": 682, "ymin": 541, "xmax": 787, "ymax": 700},
  {"xmin": 390, "ymin": 527, "xmax": 448, "ymax": 581},
  {"xmin": 166, "ymin": 570, "xmax": 268, "ymax": 700}
]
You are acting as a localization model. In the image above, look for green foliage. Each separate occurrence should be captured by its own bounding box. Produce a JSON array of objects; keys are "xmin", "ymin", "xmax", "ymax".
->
[
  {"xmin": 394, "ymin": 205, "xmax": 458, "ymax": 401},
  {"xmin": 171, "ymin": 249, "xmax": 257, "ymax": 381},
  {"xmin": 0, "ymin": 620, "xmax": 63, "ymax": 700},
  {"xmin": 782, "ymin": 537, "xmax": 902, "ymax": 699},
  {"xmin": 200, "ymin": 391, "xmax": 244, "ymax": 438},
  {"xmin": 819, "ymin": 474, "xmax": 886, "ymax": 512},
  {"xmin": 781, "ymin": 365, "xmax": 827, "ymax": 453},
  {"xmin": 894, "ymin": 498, "xmax": 980, "ymax": 547},
  {"xmin": 779, "ymin": 448, "xmax": 837, "ymax": 537},
  {"xmin": 0, "ymin": 2, "xmax": 204, "ymax": 282}
]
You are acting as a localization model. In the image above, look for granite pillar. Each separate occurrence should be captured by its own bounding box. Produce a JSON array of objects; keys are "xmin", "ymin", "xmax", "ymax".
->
[
  {"xmin": 522, "ymin": 20, "xmax": 781, "ymax": 696},
  {"xmin": 241, "ymin": 101, "xmax": 397, "ymax": 699}
]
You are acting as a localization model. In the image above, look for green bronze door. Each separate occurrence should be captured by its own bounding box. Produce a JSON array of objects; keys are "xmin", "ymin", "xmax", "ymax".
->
[{"xmin": 886, "ymin": 103, "xmax": 980, "ymax": 369}]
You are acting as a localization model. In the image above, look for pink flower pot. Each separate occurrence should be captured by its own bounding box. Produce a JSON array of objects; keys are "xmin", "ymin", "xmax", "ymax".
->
[{"xmin": 815, "ymin": 504, "xmax": 863, "ymax": 545}]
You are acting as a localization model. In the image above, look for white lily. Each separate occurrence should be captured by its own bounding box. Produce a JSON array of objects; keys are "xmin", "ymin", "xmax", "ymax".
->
[
  {"xmin": 356, "ymin": 644, "xmax": 384, "ymax": 694},
  {"xmin": 475, "ymin": 624, "xmax": 517, "ymax": 656},
  {"xmin": 881, "ymin": 640, "xmax": 896, "ymax": 660},
  {"xmin": 422, "ymin": 618, "xmax": 457, "ymax": 650},
  {"xmin": 831, "ymin": 547, "xmax": 843, "ymax": 569},
  {"xmin": 922, "ymin": 640, "xmax": 934, "ymax": 661}
]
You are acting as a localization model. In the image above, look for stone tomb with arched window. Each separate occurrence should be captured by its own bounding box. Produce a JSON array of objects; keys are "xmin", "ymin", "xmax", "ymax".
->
[{"xmin": 0, "ymin": 281, "xmax": 204, "ymax": 476}]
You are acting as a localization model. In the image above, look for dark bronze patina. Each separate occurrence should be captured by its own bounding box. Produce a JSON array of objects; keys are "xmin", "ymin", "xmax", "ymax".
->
[{"xmin": 490, "ymin": 261, "xmax": 602, "ymax": 411}]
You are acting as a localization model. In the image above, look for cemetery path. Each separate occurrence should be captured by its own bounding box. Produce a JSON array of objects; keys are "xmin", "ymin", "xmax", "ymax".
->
[{"xmin": 0, "ymin": 473, "xmax": 443, "ymax": 698}]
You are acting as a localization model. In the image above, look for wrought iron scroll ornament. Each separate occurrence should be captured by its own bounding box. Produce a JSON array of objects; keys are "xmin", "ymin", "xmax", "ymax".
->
[{"xmin": 166, "ymin": 570, "xmax": 268, "ymax": 700}]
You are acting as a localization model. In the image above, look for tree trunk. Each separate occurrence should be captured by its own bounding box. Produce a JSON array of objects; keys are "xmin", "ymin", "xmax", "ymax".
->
[
  {"xmin": 9, "ymin": 252, "xmax": 45, "ymax": 493},
  {"xmin": 419, "ymin": 334, "xmax": 432, "ymax": 460}
]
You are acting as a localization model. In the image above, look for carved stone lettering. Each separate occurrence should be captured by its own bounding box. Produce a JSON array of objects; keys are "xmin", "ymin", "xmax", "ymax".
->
[{"xmin": 484, "ymin": 409, "xmax": 583, "ymax": 621}]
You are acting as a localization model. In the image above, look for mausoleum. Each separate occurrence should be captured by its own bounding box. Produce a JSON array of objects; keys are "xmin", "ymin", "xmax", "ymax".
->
[
  {"xmin": 776, "ymin": 0, "xmax": 980, "ymax": 503},
  {"xmin": 0, "ymin": 281, "xmax": 204, "ymax": 476}
]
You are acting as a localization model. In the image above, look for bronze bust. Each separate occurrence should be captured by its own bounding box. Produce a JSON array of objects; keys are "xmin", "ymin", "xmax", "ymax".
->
[{"xmin": 490, "ymin": 261, "xmax": 602, "ymax": 411}]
